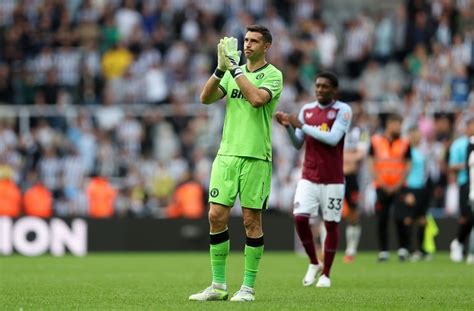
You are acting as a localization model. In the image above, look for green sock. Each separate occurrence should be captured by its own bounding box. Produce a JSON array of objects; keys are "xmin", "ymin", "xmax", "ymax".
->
[
  {"xmin": 210, "ymin": 230, "xmax": 230, "ymax": 285},
  {"xmin": 243, "ymin": 236, "xmax": 264, "ymax": 288}
]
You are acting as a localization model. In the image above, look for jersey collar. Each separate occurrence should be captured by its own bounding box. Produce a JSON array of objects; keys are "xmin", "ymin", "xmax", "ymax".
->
[
  {"xmin": 245, "ymin": 62, "xmax": 269, "ymax": 73},
  {"xmin": 317, "ymin": 100, "xmax": 336, "ymax": 109}
]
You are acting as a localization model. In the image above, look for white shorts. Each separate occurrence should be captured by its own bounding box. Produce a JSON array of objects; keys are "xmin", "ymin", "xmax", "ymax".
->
[{"xmin": 293, "ymin": 179, "xmax": 345, "ymax": 222}]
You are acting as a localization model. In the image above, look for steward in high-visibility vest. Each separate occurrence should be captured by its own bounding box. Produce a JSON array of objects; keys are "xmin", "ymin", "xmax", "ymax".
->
[
  {"xmin": 167, "ymin": 175, "xmax": 205, "ymax": 219},
  {"xmin": 371, "ymin": 134, "xmax": 410, "ymax": 189},
  {"xmin": 23, "ymin": 181, "xmax": 53, "ymax": 218},
  {"xmin": 0, "ymin": 178, "xmax": 21, "ymax": 217},
  {"xmin": 87, "ymin": 175, "xmax": 117, "ymax": 218},
  {"xmin": 368, "ymin": 114, "xmax": 411, "ymax": 262}
]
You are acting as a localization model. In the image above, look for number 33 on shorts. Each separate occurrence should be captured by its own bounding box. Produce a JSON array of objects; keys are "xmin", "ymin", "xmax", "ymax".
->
[{"xmin": 293, "ymin": 179, "xmax": 345, "ymax": 222}]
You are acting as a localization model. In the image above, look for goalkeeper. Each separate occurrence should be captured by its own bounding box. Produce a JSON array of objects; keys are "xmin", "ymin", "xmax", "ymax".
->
[{"xmin": 189, "ymin": 25, "xmax": 283, "ymax": 302}]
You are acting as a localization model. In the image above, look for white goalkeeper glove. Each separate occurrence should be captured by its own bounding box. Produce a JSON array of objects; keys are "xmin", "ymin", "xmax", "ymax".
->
[
  {"xmin": 213, "ymin": 38, "xmax": 227, "ymax": 80},
  {"xmin": 223, "ymin": 37, "xmax": 243, "ymax": 79}
]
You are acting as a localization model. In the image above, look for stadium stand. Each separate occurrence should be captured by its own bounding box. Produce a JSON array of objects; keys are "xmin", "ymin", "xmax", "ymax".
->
[{"xmin": 0, "ymin": 0, "xmax": 473, "ymax": 218}]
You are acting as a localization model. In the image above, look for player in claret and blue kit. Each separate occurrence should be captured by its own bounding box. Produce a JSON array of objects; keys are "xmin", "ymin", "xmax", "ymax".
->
[{"xmin": 276, "ymin": 72, "xmax": 352, "ymax": 288}]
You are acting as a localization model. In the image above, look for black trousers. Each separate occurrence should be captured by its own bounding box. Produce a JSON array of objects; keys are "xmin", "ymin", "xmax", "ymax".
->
[{"xmin": 375, "ymin": 188, "xmax": 410, "ymax": 251}]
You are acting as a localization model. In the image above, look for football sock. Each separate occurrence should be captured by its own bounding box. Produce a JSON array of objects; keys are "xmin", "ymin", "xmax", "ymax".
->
[
  {"xmin": 345, "ymin": 224, "xmax": 361, "ymax": 256},
  {"xmin": 210, "ymin": 229, "xmax": 230, "ymax": 285},
  {"xmin": 323, "ymin": 221, "xmax": 339, "ymax": 277},
  {"xmin": 457, "ymin": 220, "xmax": 473, "ymax": 244},
  {"xmin": 243, "ymin": 235, "xmax": 264, "ymax": 288},
  {"xmin": 295, "ymin": 215, "xmax": 319, "ymax": 265},
  {"xmin": 417, "ymin": 224, "xmax": 426, "ymax": 253}
]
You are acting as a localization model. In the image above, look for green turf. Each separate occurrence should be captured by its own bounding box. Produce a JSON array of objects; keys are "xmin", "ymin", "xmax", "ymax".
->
[{"xmin": 1, "ymin": 252, "xmax": 473, "ymax": 310}]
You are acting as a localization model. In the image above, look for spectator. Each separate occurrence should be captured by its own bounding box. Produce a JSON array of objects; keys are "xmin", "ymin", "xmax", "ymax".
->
[
  {"xmin": 87, "ymin": 173, "xmax": 117, "ymax": 218},
  {"xmin": 23, "ymin": 171, "xmax": 53, "ymax": 218},
  {"xmin": 166, "ymin": 170, "xmax": 205, "ymax": 219},
  {"xmin": 0, "ymin": 63, "xmax": 14, "ymax": 103},
  {"xmin": 0, "ymin": 0, "xmax": 472, "ymax": 221},
  {"xmin": 451, "ymin": 66, "xmax": 470, "ymax": 107},
  {"xmin": 115, "ymin": 0, "xmax": 141, "ymax": 42},
  {"xmin": 344, "ymin": 18, "xmax": 371, "ymax": 78},
  {"xmin": 101, "ymin": 41, "xmax": 133, "ymax": 81},
  {"xmin": 0, "ymin": 174, "xmax": 21, "ymax": 217}
]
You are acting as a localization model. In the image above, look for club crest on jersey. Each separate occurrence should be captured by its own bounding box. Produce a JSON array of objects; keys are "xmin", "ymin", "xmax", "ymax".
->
[
  {"xmin": 327, "ymin": 110, "xmax": 336, "ymax": 119},
  {"xmin": 210, "ymin": 188, "xmax": 219, "ymax": 198}
]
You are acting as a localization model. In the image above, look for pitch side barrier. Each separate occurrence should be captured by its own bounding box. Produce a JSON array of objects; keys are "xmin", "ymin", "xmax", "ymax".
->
[{"xmin": 0, "ymin": 216, "xmax": 459, "ymax": 256}]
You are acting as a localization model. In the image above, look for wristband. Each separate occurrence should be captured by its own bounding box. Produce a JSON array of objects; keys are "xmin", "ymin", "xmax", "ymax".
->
[
  {"xmin": 230, "ymin": 66, "xmax": 243, "ymax": 79},
  {"xmin": 213, "ymin": 68, "xmax": 225, "ymax": 80}
]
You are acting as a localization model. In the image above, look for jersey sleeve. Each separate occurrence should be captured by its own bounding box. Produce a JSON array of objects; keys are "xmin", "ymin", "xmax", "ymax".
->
[
  {"xmin": 295, "ymin": 106, "xmax": 305, "ymax": 140},
  {"xmin": 301, "ymin": 104, "xmax": 352, "ymax": 146},
  {"xmin": 218, "ymin": 71, "xmax": 232, "ymax": 97},
  {"xmin": 258, "ymin": 69, "xmax": 283, "ymax": 102},
  {"xmin": 333, "ymin": 104, "xmax": 352, "ymax": 133},
  {"xmin": 449, "ymin": 140, "xmax": 462, "ymax": 166}
]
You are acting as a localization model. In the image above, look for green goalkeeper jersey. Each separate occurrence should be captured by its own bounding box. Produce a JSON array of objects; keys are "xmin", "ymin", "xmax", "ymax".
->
[{"xmin": 217, "ymin": 63, "xmax": 283, "ymax": 161}]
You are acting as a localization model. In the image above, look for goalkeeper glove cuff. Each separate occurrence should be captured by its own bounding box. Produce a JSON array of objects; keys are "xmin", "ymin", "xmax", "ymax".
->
[
  {"xmin": 213, "ymin": 68, "xmax": 225, "ymax": 80},
  {"xmin": 230, "ymin": 66, "xmax": 243, "ymax": 79}
]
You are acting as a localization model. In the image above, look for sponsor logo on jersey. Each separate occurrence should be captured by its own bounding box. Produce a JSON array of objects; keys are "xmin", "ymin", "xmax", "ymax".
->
[
  {"xmin": 256, "ymin": 73, "xmax": 264, "ymax": 80},
  {"xmin": 230, "ymin": 89, "xmax": 247, "ymax": 100},
  {"xmin": 320, "ymin": 123, "xmax": 330, "ymax": 132},
  {"xmin": 305, "ymin": 112, "xmax": 313, "ymax": 118},
  {"xmin": 327, "ymin": 110, "xmax": 336, "ymax": 119}
]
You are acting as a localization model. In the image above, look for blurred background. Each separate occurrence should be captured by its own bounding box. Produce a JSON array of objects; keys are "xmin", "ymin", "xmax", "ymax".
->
[{"xmin": 0, "ymin": 0, "xmax": 472, "ymax": 227}]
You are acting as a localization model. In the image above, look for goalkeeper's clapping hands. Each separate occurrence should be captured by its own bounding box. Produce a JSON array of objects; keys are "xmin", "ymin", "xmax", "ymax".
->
[
  {"xmin": 223, "ymin": 37, "xmax": 243, "ymax": 79},
  {"xmin": 217, "ymin": 38, "xmax": 227, "ymax": 71},
  {"xmin": 213, "ymin": 38, "xmax": 227, "ymax": 80},
  {"xmin": 213, "ymin": 36, "xmax": 243, "ymax": 80}
]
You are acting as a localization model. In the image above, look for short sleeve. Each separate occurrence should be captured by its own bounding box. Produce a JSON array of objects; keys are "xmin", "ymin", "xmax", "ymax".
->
[
  {"xmin": 298, "ymin": 106, "xmax": 305, "ymax": 124},
  {"xmin": 449, "ymin": 141, "xmax": 461, "ymax": 166},
  {"xmin": 258, "ymin": 69, "xmax": 283, "ymax": 101}
]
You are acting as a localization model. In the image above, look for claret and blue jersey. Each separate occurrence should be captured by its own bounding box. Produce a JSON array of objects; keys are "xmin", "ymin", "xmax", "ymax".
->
[{"xmin": 294, "ymin": 101, "xmax": 352, "ymax": 184}]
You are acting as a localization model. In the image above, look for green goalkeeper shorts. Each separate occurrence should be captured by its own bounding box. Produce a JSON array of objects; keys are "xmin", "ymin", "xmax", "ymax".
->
[{"xmin": 209, "ymin": 154, "xmax": 272, "ymax": 209}]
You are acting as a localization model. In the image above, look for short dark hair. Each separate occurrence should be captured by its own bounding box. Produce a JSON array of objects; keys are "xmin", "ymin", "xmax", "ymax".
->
[
  {"xmin": 316, "ymin": 71, "xmax": 339, "ymax": 88},
  {"xmin": 246, "ymin": 25, "xmax": 272, "ymax": 44},
  {"xmin": 386, "ymin": 113, "xmax": 403, "ymax": 123}
]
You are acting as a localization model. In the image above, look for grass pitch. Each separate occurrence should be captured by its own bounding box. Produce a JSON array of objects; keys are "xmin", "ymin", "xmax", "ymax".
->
[{"xmin": 1, "ymin": 252, "xmax": 473, "ymax": 310}]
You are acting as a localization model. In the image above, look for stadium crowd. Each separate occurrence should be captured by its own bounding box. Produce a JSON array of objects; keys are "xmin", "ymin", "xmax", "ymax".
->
[{"xmin": 0, "ymin": 0, "xmax": 473, "ymax": 221}]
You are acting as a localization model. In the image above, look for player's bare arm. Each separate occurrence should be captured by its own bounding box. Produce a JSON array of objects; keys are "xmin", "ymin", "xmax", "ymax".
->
[
  {"xmin": 200, "ymin": 38, "xmax": 226, "ymax": 104},
  {"xmin": 276, "ymin": 111, "xmax": 304, "ymax": 149},
  {"xmin": 449, "ymin": 163, "xmax": 465, "ymax": 175},
  {"xmin": 288, "ymin": 113, "xmax": 302, "ymax": 128},
  {"xmin": 234, "ymin": 76, "xmax": 270, "ymax": 107},
  {"xmin": 200, "ymin": 77, "xmax": 225, "ymax": 104},
  {"xmin": 275, "ymin": 111, "xmax": 290, "ymax": 127}
]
